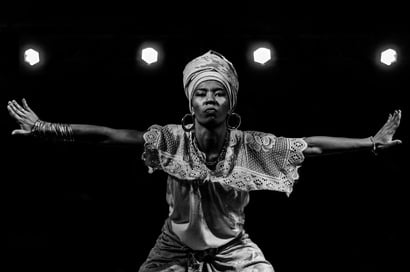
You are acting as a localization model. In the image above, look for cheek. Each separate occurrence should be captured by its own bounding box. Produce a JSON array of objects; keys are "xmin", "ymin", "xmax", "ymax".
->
[
  {"xmin": 191, "ymin": 97, "xmax": 200, "ymax": 112},
  {"xmin": 218, "ymin": 97, "xmax": 230, "ymax": 111}
]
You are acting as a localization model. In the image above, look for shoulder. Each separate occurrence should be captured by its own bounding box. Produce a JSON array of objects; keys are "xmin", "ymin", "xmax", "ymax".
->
[
  {"xmin": 238, "ymin": 130, "xmax": 306, "ymax": 151},
  {"xmin": 146, "ymin": 124, "xmax": 184, "ymax": 134},
  {"xmin": 144, "ymin": 124, "xmax": 186, "ymax": 145},
  {"xmin": 238, "ymin": 130, "xmax": 278, "ymax": 151},
  {"xmin": 242, "ymin": 130, "xmax": 277, "ymax": 139}
]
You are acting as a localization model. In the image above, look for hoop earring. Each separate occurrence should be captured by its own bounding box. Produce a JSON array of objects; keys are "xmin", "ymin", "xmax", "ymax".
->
[
  {"xmin": 227, "ymin": 112, "xmax": 241, "ymax": 130},
  {"xmin": 181, "ymin": 113, "xmax": 195, "ymax": 132}
]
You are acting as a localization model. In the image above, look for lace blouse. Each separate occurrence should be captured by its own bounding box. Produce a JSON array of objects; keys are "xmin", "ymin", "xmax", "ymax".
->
[{"xmin": 142, "ymin": 124, "xmax": 307, "ymax": 250}]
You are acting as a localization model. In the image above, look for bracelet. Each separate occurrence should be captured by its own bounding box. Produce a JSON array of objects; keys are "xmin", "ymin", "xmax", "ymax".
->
[
  {"xmin": 31, "ymin": 119, "xmax": 74, "ymax": 142},
  {"xmin": 370, "ymin": 136, "xmax": 378, "ymax": 156}
]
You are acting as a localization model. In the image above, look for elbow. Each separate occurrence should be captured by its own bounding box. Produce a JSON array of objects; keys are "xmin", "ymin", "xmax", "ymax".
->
[
  {"xmin": 303, "ymin": 146, "xmax": 323, "ymax": 156},
  {"xmin": 303, "ymin": 137, "xmax": 323, "ymax": 156},
  {"xmin": 100, "ymin": 127, "xmax": 117, "ymax": 144}
]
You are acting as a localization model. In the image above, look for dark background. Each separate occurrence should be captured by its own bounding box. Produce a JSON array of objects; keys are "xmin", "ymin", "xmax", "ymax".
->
[{"xmin": 2, "ymin": 1, "xmax": 408, "ymax": 272}]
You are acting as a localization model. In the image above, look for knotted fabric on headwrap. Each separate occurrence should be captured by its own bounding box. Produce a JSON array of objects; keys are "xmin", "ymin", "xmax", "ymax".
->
[{"xmin": 183, "ymin": 50, "xmax": 239, "ymax": 112}]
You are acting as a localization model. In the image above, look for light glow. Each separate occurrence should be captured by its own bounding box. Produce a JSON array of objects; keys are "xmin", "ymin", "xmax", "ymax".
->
[
  {"xmin": 24, "ymin": 48, "xmax": 40, "ymax": 66},
  {"xmin": 253, "ymin": 47, "xmax": 271, "ymax": 65},
  {"xmin": 380, "ymin": 48, "xmax": 397, "ymax": 66},
  {"xmin": 141, "ymin": 47, "xmax": 158, "ymax": 65}
]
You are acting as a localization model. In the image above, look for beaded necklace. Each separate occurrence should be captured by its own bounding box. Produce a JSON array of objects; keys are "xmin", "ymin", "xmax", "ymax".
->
[{"xmin": 193, "ymin": 130, "xmax": 230, "ymax": 168}]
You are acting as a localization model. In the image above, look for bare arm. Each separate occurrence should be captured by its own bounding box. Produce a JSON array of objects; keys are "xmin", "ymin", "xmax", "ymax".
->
[
  {"xmin": 303, "ymin": 136, "xmax": 374, "ymax": 156},
  {"xmin": 7, "ymin": 98, "xmax": 145, "ymax": 147},
  {"xmin": 71, "ymin": 124, "xmax": 144, "ymax": 145},
  {"xmin": 303, "ymin": 110, "xmax": 402, "ymax": 156}
]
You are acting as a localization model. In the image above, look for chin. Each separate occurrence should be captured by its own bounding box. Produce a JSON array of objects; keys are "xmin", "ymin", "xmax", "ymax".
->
[{"xmin": 199, "ymin": 118, "xmax": 225, "ymax": 129}]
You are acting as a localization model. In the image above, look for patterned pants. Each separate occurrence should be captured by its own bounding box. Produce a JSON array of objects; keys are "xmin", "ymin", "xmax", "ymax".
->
[{"xmin": 138, "ymin": 219, "xmax": 274, "ymax": 272}]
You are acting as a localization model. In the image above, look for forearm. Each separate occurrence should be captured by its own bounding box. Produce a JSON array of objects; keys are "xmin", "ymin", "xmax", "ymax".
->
[
  {"xmin": 303, "ymin": 136, "xmax": 373, "ymax": 156},
  {"xmin": 72, "ymin": 124, "xmax": 114, "ymax": 143},
  {"xmin": 72, "ymin": 124, "xmax": 145, "ymax": 145},
  {"xmin": 32, "ymin": 121, "xmax": 144, "ymax": 146},
  {"xmin": 31, "ymin": 121, "xmax": 111, "ymax": 143}
]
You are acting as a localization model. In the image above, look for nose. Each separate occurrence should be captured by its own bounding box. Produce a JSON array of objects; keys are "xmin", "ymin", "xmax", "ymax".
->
[{"xmin": 205, "ymin": 92, "xmax": 216, "ymax": 104}]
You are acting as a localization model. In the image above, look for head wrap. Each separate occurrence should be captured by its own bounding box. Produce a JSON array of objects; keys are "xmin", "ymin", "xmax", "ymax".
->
[{"xmin": 182, "ymin": 50, "xmax": 239, "ymax": 112}]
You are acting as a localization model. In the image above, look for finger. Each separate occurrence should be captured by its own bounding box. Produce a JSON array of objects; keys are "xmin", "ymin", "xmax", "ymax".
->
[
  {"xmin": 6, "ymin": 103, "xmax": 14, "ymax": 114},
  {"xmin": 389, "ymin": 139, "xmax": 402, "ymax": 146},
  {"xmin": 389, "ymin": 110, "xmax": 401, "ymax": 129},
  {"xmin": 22, "ymin": 98, "xmax": 33, "ymax": 112},
  {"xmin": 393, "ymin": 110, "xmax": 398, "ymax": 120},
  {"xmin": 387, "ymin": 110, "xmax": 400, "ymax": 127},
  {"xmin": 395, "ymin": 109, "xmax": 401, "ymax": 125},
  {"xmin": 384, "ymin": 113, "xmax": 395, "ymax": 129},
  {"xmin": 379, "ymin": 139, "xmax": 402, "ymax": 150},
  {"xmin": 394, "ymin": 139, "xmax": 402, "ymax": 145},
  {"xmin": 11, "ymin": 129, "xmax": 31, "ymax": 136},
  {"xmin": 9, "ymin": 101, "xmax": 26, "ymax": 117},
  {"xmin": 9, "ymin": 104, "xmax": 25, "ymax": 118},
  {"xmin": 7, "ymin": 104, "xmax": 25, "ymax": 120},
  {"xmin": 12, "ymin": 100, "xmax": 28, "ymax": 114}
]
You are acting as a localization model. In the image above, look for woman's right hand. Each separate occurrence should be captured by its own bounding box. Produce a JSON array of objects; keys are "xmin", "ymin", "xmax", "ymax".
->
[{"xmin": 7, "ymin": 98, "xmax": 40, "ymax": 136}]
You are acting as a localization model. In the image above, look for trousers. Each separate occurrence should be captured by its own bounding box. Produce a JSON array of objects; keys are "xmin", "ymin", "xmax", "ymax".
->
[{"xmin": 138, "ymin": 219, "xmax": 274, "ymax": 272}]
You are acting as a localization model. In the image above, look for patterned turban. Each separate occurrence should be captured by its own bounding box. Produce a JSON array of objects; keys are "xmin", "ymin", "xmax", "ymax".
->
[{"xmin": 182, "ymin": 50, "xmax": 239, "ymax": 112}]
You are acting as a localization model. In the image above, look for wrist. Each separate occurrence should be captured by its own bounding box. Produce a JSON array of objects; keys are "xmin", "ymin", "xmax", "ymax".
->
[
  {"xmin": 31, "ymin": 120, "xmax": 74, "ymax": 142},
  {"xmin": 31, "ymin": 119, "xmax": 41, "ymax": 133},
  {"xmin": 369, "ymin": 136, "xmax": 378, "ymax": 155}
]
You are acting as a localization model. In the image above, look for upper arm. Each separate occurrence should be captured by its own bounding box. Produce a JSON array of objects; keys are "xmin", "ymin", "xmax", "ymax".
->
[{"xmin": 104, "ymin": 128, "xmax": 145, "ymax": 146}]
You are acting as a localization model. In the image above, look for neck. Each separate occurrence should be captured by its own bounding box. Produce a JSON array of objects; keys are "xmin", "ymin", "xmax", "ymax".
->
[{"xmin": 194, "ymin": 122, "xmax": 227, "ymax": 156}]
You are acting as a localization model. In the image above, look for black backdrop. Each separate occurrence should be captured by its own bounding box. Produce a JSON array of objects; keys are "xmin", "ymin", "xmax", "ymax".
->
[{"xmin": 2, "ymin": 2, "xmax": 409, "ymax": 272}]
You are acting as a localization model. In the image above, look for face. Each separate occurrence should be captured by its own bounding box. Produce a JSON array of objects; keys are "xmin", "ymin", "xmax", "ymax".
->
[{"xmin": 191, "ymin": 80, "xmax": 230, "ymax": 128}]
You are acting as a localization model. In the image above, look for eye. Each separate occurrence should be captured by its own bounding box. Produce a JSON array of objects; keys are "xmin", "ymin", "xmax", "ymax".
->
[
  {"xmin": 215, "ymin": 90, "xmax": 226, "ymax": 97},
  {"xmin": 194, "ymin": 90, "xmax": 206, "ymax": 96}
]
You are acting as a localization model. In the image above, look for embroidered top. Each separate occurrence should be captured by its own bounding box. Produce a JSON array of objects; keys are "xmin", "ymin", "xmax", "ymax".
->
[{"xmin": 142, "ymin": 124, "xmax": 307, "ymax": 250}]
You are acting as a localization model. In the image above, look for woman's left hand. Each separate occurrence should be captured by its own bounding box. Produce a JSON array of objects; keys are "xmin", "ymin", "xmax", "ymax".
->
[{"xmin": 373, "ymin": 109, "xmax": 402, "ymax": 150}]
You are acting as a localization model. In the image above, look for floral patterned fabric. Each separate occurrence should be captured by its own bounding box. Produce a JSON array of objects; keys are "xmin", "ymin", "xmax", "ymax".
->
[
  {"xmin": 141, "ymin": 124, "xmax": 307, "ymax": 250},
  {"xmin": 142, "ymin": 124, "xmax": 307, "ymax": 195}
]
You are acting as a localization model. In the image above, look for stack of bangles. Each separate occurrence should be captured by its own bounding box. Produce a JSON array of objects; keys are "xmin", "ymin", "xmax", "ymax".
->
[
  {"xmin": 369, "ymin": 136, "xmax": 378, "ymax": 155},
  {"xmin": 31, "ymin": 119, "xmax": 74, "ymax": 142}
]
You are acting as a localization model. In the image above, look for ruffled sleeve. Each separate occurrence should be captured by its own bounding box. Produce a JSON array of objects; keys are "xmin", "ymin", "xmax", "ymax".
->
[
  {"xmin": 141, "ymin": 124, "xmax": 209, "ymax": 180},
  {"xmin": 141, "ymin": 124, "xmax": 181, "ymax": 173},
  {"xmin": 141, "ymin": 124, "xmax": 163, "ymax": 174},
  {"xmin": 215, "ymin": 131, "xmax": 307, "ymax": 196}
]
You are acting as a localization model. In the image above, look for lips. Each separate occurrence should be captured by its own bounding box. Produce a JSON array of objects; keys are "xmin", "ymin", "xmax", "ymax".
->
[{"xmin": 204, "ymin": 107, "xmax": 217, "ymax": 113}]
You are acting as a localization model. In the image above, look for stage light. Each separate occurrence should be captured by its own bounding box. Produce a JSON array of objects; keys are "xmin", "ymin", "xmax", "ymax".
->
[
  {"xmin": 24, "ymin": 48, "xmax": 40, "ymax": 66},
  {"xmin": 380, "ymin": 48, "xmax": 397, "ymax": 66},
  {"xmin": 253, "ymin": 47, "xmax": 271, "ymax": 65},
  {"xmin": 141, "ymin": 47, "xmax": 158, "ymax": 65}
]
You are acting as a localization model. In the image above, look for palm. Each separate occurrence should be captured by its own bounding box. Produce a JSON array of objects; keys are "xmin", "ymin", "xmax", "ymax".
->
[{"xmin": 18, "ymin": 118, "xmax": 33, "ymax": 132}]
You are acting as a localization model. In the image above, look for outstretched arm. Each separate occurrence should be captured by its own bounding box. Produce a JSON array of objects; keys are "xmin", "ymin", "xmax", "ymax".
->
[
  {"xmin": 7, "ymin": 99, "xmax": 145, "ymax": 146},
  {"xmin": 303, "ymin": 110, "xmax": 402, "ymax": 156}
]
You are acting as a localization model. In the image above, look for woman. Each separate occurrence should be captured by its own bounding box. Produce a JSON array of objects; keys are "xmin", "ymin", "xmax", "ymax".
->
[{"xmin": 7, "ymin": 50, "xmax": 402, "ymax": 272}]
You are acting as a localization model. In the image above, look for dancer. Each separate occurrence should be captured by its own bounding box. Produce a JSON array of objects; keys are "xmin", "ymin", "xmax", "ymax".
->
[{"xmin": 7, "ymin": 50, "xmax": 402, "ymax": 272}]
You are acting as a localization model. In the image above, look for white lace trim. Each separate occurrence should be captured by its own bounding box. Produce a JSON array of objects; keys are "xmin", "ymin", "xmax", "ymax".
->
[{"xmin": 142, "ymin": 126, "xmax": 307, "ymax": 196}]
